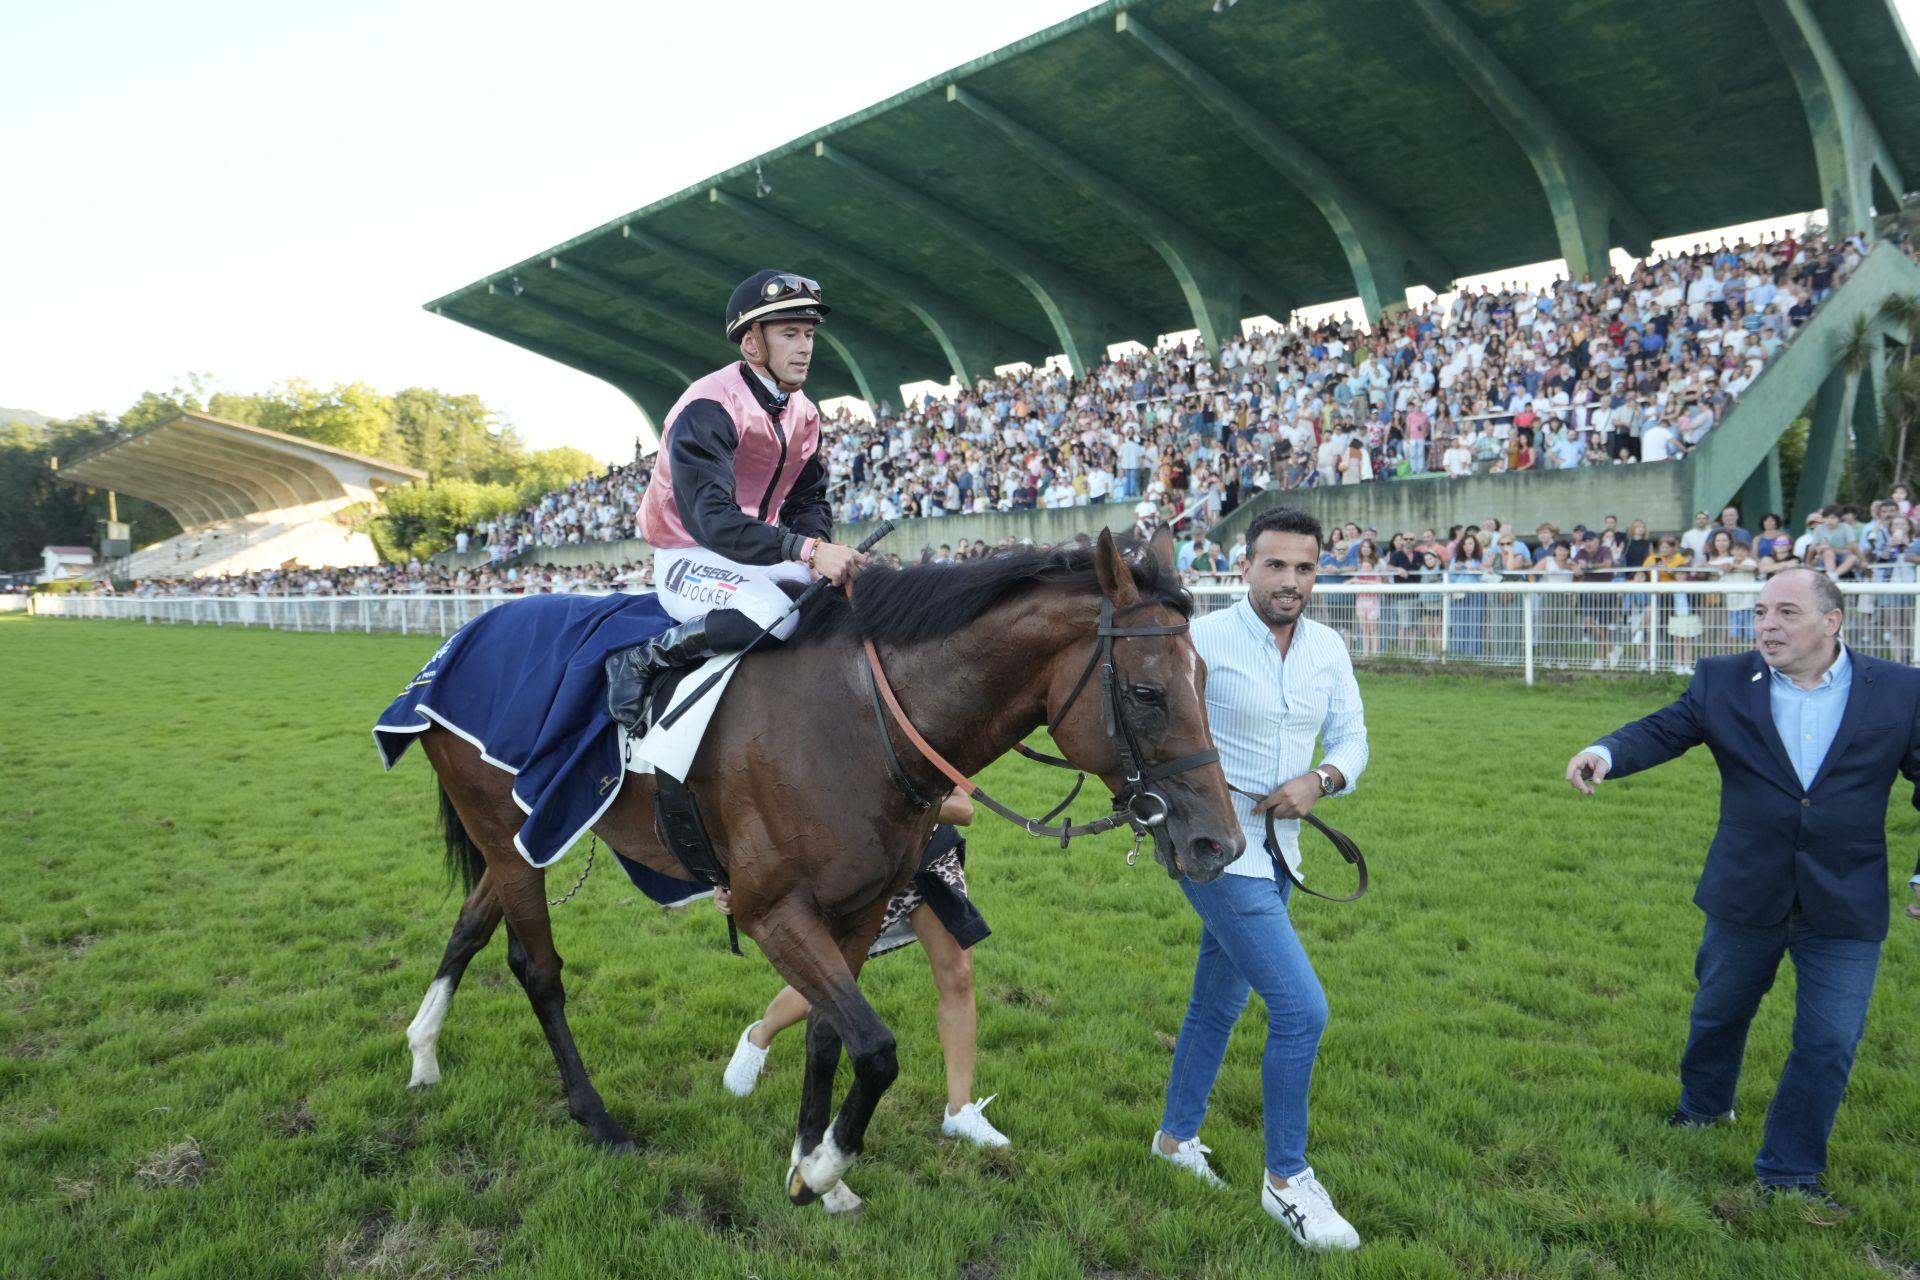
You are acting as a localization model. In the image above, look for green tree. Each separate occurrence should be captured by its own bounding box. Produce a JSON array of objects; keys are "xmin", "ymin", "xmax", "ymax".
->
[
  {"xmin": 252, "ymin": 379, "xmax": 399, "ymax": 458},
  {"xmin": 498, "ymin": 446, "xmax": 599, "ymax": 500},
  {"xmin": 372, "ymin": 477, "xmax": 523, "ymax": 561},
  {"xmin": 0, "ymin": 416, "xmax": 179, "ymax": 569}
]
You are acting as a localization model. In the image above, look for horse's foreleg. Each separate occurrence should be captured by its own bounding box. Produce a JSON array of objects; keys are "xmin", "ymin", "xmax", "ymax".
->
[
  {"xmin": 494, "ymin": 868, "xmax": 635, "ymax": 1152},
  {"xmin": 407, "ymin": 870, "xmax": 504, "ymax": 1087},
  {"xmin": 762, "ymin": 910, "xmax": 894, "ymax": 1208}
]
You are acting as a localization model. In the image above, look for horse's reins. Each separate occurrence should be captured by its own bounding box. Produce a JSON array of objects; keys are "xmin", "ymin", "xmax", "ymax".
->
[
  {"xmin": 859, "ymin": 589, "xmax": 1367, "ymax": 900},
  {"xmin": 860, "ymin": 596, "xmax": 1214, "ymax": 852}
]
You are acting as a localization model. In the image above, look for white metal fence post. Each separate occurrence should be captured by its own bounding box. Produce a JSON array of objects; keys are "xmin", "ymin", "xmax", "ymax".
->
[{"xmin": 1522, "ymin": 591, "xmax": 1535, "ymax": 686}]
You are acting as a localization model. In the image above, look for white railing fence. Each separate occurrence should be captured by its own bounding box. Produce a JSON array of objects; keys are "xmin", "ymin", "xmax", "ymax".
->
[{"xmin": 29, "ymin": 582, "xmax": 1920, "ymax": 684}]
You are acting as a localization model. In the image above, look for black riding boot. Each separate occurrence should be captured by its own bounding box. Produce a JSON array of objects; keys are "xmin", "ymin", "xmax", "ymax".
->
[{"xmin": 605, "ymin": 610, "xmax": 768, "ymax": 733}]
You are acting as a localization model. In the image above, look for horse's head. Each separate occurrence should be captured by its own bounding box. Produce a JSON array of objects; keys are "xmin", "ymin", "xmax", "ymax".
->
[{"xmin": 1046, "ymin": 529, "xmax": 1243, "ymax": 883}]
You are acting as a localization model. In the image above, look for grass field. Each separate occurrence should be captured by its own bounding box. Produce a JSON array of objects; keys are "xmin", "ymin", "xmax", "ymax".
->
[{"xmin": 1, "ymin": 614, "xmax": 1917, "ymax": 1280}]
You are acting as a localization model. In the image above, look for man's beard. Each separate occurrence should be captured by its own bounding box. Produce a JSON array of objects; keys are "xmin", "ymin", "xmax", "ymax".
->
[{"xmin": 1250, "ymin": 589, "xmax": 1305, "ymax": 628}]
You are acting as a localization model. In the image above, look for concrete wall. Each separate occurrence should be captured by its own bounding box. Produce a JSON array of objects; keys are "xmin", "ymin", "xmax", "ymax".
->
[
  {"xmin": 436, "ymin": 502, "xmax": 1156, "ymax": 570},
  {"xmin": 1211, "ymin": 463, "xmax": 1694, "ymax": 549},
  {"xmin": 447, "ymin": 468, "xmax": 1699, "ymax": 571}
]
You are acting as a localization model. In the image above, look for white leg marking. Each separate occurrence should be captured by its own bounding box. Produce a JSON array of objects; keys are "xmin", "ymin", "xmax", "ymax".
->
[
  {"xmin": 819, "ymin": 1180, "xmax": 863, "ymax": 1217},
  {"xmin": 798, "ymin": 1126, "xmax": 855, "ymax": 1194},
  {"xmin": 406, "ymin": 977, "xmax": 453, "ymax": 1087}
]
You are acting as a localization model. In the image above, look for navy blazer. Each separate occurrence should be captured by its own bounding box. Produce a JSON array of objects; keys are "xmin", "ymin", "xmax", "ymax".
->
[{"xmin": 1597, "ymin": 646, "xmax": 1920, "ymax": 942}]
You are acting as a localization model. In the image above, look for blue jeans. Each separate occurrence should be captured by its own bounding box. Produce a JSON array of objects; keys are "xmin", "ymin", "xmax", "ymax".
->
[
  {"xmin": 1160, "ymin": 872, "xmax": 1328, "ymax": 1180},
  {"xmin": 1677, "ymin": 909, "xmax": 1881, "ymax": 1185}
]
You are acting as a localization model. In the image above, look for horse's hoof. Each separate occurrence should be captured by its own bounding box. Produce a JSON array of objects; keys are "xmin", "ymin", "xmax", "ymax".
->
[
  {"xmin": 592, "ymin": 1126, "xmax": 638, "ymax": 1155},
  {"xmin": 820, "ymin": 1180, "xmax": 863, "ymax": 1219},
  {"xmin": 786, "ymin": 1163, "xmax": 822, "ymax": 1206}
]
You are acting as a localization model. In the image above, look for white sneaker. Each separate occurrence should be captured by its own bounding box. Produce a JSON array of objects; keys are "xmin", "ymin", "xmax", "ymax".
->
[
  {"xmin": 722, "ymin": 1022, "xmax": 767, "ymax": 1097},
  {"xmin": 1150, "ymin": 1129, "xmax": 1225, "ymax": 1187},
  {"xmin": 941, "ymin": 1095, "xmax": 1010, "ymax": 1147},
  {"xmin": 1262, "ymin": 1167, "xmax": 1361, "ymax": 1251}
]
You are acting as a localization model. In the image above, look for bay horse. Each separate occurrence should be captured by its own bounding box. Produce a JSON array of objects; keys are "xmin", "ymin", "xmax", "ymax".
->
[{"xmin": 400, "ymin": 529, "xmax": 1243, "ymax": 1213}]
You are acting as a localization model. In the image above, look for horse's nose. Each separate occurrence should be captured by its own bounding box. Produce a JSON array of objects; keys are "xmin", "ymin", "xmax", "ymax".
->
[{"xmin": 1182, "ymin": 835, "xmax": 1228, "ymax": 880}]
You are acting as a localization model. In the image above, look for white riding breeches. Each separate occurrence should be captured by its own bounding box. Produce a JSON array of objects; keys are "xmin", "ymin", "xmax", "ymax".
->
[{"xmin": 655, "ymin": 545, "xmax": 812, "ymax": 640}]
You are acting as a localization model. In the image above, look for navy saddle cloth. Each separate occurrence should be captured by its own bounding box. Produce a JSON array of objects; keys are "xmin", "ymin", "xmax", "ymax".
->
[{"xmin": 373, "ymin": 591, "xmax": 677, "ymax": 870}]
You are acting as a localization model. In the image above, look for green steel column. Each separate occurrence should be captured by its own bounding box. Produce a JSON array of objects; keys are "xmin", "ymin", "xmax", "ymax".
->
[
  {"xmin": 437, "ymin": 305, "xmax": 681, "ymax": 451},
  {"xmin": 1794, "ymin": 364, "xmax": 1856, "ymax": 524},
  {"xmin": 492, "ymin": 287, "xmax": 699, "ymax": 386},
  {"xmin": 1406, "ymin": 0, "xmax": 1651, "ymax": 282},
  {"xmin": 813, "ymin": 141, "xmax": 1150, "ymax": 373},
  {"xmin": 547, "ymin": 258, "xmax": 740, "ymax": 367},
  {"xmin": 1736, "ymin": 448, "xmax": 1785, "ymax": 524},
  {"xmin": 948, "ymin": 84, "xmax": 1288, "ymax": 349},
  {"xmin": 708, "ymin": 188, "xmax": 1018, "ymax": 384},
  {"xmin": 1757, "ymin": 0, "xmax": 1903, "ymax": 242},
  {"xmin": 618, "ymin": 224, "xmax": 934, "ymax": 395},
  {"xmin": 1852, "ymin": 343, "xmax": 1889, "ymax": 488},
  {"xmin": 1115, "ymin": 13, "xmax": 1452, "ymax": 323},
  {"xmin": 816, "ymin": 329, "xmax": 921, "ymax": 409}
]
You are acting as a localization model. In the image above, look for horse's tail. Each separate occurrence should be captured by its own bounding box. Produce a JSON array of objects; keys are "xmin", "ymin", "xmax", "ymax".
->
[{"xmin": 438, "ymin": 783, "xmax": 487, "ymax": 894}]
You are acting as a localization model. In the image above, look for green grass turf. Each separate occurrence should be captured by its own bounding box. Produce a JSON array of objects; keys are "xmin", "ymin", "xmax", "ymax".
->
[{"xmin": 1, "ymin": 613, "xmax": 1917, "ymax": 1280}]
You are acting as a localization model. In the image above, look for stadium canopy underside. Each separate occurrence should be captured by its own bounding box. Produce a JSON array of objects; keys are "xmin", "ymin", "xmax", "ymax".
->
[
  {"xmin": 427, "ymin": 0, "xmax": 1920, "ymax": 423},
  {"xmin": 58, "ymin": 412, "xmax": 425, "ymax": 533}
]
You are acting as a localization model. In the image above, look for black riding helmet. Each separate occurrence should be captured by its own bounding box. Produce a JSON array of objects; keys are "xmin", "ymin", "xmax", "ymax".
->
[{"xmin": 725, "ymin": 270, "xmax": 830, "ymax": 344}]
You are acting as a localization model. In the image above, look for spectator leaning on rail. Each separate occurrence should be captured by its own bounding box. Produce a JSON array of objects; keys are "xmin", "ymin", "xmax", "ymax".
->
[
  {"xmin": 1564, "ymin": 568, "xmax": 1920, "ymax": 1215},
  {"xmin": 604, "ymin": 270, "xmax": 863, "ymax": 731}
]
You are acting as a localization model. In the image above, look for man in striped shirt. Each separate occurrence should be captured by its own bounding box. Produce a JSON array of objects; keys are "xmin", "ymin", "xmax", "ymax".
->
[{"xmin": 1151, "ymin": 507, "xmax": 1370, "ymax": 1251}]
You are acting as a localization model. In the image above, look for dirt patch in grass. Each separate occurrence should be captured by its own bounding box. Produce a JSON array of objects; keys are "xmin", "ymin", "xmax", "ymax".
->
[
  {"xmin": 1864, "ymin": 1246, "xmax": 1920, "ymax": 1280},
  {"xmin": 324, "ymin": 1208, "xmax": 499, "ymax": 1278},
  {"xmin": 277, "ymin": 1098, "xmax": 318, "ymax": 1137},
  {"xmin": 134, "ymin": 1138, "xmax": 210, "ymax": 1188}
]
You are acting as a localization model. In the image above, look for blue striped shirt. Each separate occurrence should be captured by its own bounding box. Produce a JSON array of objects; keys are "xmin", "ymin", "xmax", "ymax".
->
[{"xmin": 1191, "ymin": 596, "xmax": 1370, "ymax": 879}]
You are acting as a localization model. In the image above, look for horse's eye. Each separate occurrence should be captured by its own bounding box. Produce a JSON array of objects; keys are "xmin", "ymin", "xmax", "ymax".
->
[{"xmin": 1130, "ymin": 685, "xmax": 1164, "ymax": 707}]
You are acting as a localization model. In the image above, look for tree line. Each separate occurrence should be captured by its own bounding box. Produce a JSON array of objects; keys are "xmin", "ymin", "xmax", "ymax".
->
[{"xmin": 0, "ymin": 376, "xmax": 603, "ymax": 570}]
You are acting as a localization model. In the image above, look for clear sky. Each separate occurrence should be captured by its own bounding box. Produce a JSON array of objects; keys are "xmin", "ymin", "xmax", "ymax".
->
[{"xmin": 5, "ymin": 1, "xmax": 1917, "ymax": 464}]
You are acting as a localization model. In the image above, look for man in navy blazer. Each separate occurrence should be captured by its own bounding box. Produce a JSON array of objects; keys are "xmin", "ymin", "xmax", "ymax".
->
[{"xmin": 1566, "ymin": 568, "xmax": 1920, "ymax": 1212}]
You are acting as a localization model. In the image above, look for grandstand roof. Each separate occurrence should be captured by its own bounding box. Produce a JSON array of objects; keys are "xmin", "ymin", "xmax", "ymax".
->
[
  {"xmin": 57, "ymin": 413, "xmax": 425, "ymax": 532},
  {"xmin": 427, "ymin": 0, "xmax": 1920, "ymax": 423}
]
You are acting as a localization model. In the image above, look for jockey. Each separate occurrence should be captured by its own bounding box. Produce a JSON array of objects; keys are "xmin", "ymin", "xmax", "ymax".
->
[{"xmin": 607, "ymin": 270, "xmax": 865, "ymax": 730}]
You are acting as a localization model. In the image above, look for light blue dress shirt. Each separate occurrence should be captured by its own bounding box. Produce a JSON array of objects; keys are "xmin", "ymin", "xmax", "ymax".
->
[
  {"xmin": 1587, "ymin": 647, "xmax": 1913, "ymax": 886},
  {"xmin": 1586, "ymin": 648, "xmax": 1851, "ymax": 791},
  {"xmin": 1768, "ymin": 646, "xmax": 1852, "ymax": 790},
  {"xmin": 1190, "ymin": 596, "xmax": 1369, "ymax": 879}
]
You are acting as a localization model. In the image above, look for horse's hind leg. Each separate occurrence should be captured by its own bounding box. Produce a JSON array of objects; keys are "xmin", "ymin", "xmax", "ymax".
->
[
  {"xmin": 407, "ymin": 870, "xmax": 504, "ymax": 1088},
  {"xmin": 494, "ymin": 863, "xmax": 635, "ymax": 1152}
]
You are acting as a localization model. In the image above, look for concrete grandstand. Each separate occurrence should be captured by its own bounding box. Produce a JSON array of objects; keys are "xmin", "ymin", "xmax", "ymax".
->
[
  {"xmin": 57, "ymin": 412, "xmax": 425, "ymax": 579},
  {"xmin": 423, "ymin": 0, "xmax": 1920, "ymax": 559}
]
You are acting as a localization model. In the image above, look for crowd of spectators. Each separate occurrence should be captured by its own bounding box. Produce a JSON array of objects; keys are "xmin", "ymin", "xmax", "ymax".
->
[
  {"xmin": 461, "ymin": 459, "xmax": 655, "ymax": 561},
  {"xmin": 1205, "ymin": 490, "xmax": 1919, "ymax": 673},
  {"xmin": 440, "ymin": 227, "xmax": 1874, "ymax": 561},
  {"xmin": 115, "ymin": 489, "xmax": 1920, "ymax": 676},
  {"xmin": 126, "ymin": 560, "xmax": 649, "ymax": 598},
  {"xmin": 821, "ymin": 227, "xmax": 1871, "ymax": 525}
]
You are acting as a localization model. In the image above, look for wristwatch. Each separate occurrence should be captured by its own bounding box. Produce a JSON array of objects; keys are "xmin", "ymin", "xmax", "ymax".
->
[{"xmin": 1313, "ymin": 767, "xmax": 1338, "ymax": 796}]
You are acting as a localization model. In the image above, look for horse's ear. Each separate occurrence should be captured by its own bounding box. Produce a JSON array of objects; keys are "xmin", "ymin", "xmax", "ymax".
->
[
  {"xmin": 1095, "ymin": 528, "xmax": 1141, "ymax": 608},
  {"xmin": 1147, "ymin": 526, "xmax": 1176, "ymax": 575}
]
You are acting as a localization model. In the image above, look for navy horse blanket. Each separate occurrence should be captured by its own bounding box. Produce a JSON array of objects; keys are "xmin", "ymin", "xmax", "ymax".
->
[{"xmin": 373, "ymin": 592, "xmax": 675, "ymax": 869}]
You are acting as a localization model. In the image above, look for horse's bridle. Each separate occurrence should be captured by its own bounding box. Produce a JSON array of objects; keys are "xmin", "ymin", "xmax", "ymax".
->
[
  {"xmin": 860, "ymin": 596, "xmax": 1218, "ymax": 852},
  {"xmin": 859, "ymin": 590, "xmax": 1369, "ymax": 900}
]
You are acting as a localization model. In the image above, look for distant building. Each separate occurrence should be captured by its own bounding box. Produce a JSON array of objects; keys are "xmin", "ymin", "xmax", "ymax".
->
[{"xmin": 39, "ymin": 545, "xmax": 96, "ymax": 583}]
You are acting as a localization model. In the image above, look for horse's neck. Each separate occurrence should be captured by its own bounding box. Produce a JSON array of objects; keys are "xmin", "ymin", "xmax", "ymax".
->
[{"xmin": 885, "ymin": 592, "xmax": 1087, "ymax": 779}]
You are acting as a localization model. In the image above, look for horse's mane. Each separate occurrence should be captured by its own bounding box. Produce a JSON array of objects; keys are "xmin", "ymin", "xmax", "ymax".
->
[{"xmin": 788, "ymin": 542, "xmax": 1191, "ymax": 647}]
